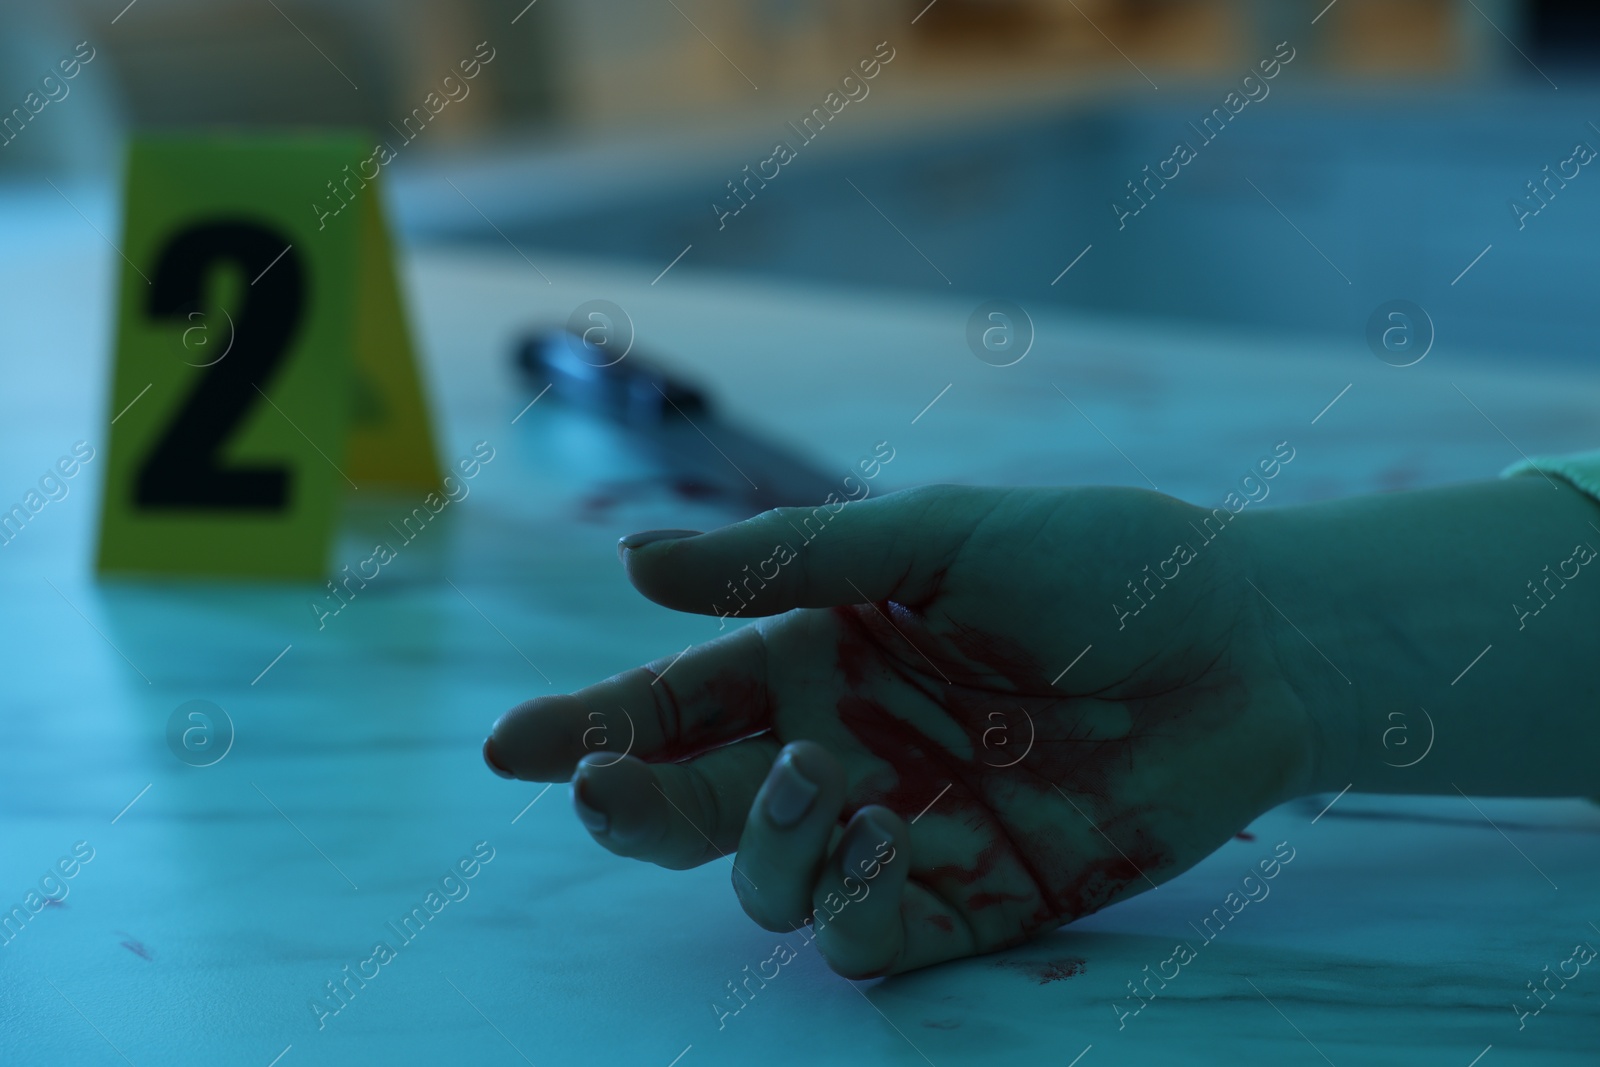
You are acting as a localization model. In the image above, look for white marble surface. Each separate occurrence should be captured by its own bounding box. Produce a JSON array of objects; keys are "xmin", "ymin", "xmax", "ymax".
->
[{"xmin": 2, "ymin": 215, "xmax": 1599, "ymax": 1066}]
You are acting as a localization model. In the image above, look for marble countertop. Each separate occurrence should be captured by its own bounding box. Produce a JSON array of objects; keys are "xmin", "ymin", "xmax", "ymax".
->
[{"xmin": 2, "ymin": 222, "xmax": 1598, "ymax": 1066}]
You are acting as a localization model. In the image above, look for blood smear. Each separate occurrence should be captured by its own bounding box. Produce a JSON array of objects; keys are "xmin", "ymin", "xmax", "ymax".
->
[
  {"xmin": 993, "ymin": 957, "xmax": 1087, "ymax": 984},
  {"xmin": 117, "ymin": 935, "xmax": 154, "ymax": 961}
]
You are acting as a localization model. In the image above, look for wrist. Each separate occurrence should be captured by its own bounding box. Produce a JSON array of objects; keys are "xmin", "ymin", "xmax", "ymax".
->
[
  {"xmin": 1232, "ymin": 505, "xmax": 1360, "ymax": 800},
  {"xmin": 1238, "ymin": 476, "xmax": 1600, "ymax": 799}
]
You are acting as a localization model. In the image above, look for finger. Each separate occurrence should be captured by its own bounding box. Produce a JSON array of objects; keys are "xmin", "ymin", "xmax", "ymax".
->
[
  {"xmin": 811, "ymin": 826, "xmax": 982, "ymax": 978},
  {"xmin": 569, "ymin": 736, "xmax": 779, "ymax": 871},
  {"xmin": 809, "ymin": 806, "xmax": 916, "ymax": 979},
  {"xmin": 731, "ymin": 741, "xmax": 848, "ymax": 932},
  {"xmin": 815, "ymin": 816, "xmax": 1073, "ymax": 975},
  {"xmin": 617, "ymin": 484, "xmax": 988, "ymax": 618},
  {"xmin": 485, "ymin": 624, "xmax": 772, "ymax": 781}
]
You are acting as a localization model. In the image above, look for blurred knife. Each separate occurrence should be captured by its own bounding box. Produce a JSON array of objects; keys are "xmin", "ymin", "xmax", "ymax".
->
[{"xmin": 514, "ymin": 327, "xmax": 849, "ymax": 514}]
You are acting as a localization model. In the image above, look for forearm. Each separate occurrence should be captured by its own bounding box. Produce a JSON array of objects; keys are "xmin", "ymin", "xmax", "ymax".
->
[{"xmin": 1240, "ymin": 475, "xmax": 1600, "ymax": 798}]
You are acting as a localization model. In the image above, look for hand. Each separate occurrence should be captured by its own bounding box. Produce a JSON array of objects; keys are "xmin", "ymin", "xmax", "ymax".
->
[{"xmin": 484, "ymin": 484, "xmax": 1322, "ymax": 977}]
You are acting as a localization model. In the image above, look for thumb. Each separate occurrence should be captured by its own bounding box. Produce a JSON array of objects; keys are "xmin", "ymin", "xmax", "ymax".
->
[{"xmin": 616, "ymin": 485, "xmax": 987, "ymax": 618}]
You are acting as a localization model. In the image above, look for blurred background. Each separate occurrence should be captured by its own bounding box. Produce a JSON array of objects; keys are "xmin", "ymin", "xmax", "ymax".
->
[
  {"xmin": 5, "ymin": 0, "xmax": 1598, "ymax": 362},
  {"xmin": 6, "ymin": 8, "xmax": 1600, "ymax": 1063}
]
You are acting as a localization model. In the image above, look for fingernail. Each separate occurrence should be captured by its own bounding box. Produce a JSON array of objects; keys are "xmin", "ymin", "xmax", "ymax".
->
[
  {"xmin": 482, "ymin": 737, "xmax": 515, "ymax": 779},
  {"xmin": 843, "ymin": 811, "xmax": 894, "ymax": 878},
  {"xmin": 762, "ymin": 749, "xmax": 819, "ymax": 828},
  {"xmin": 571, "ymin": 776, "xmax": 609, "ymax": 834},
  {"xmin": 617, "ymin": 528, "xmax": 701, "ymax": 558}
]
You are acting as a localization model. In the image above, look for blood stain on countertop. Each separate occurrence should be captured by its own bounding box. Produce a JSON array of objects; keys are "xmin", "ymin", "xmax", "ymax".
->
[
  {"xmin": 117, "ymin": 933, "xmax": 154, "ymax": 961},
  {"xmin": 993, "ymin": 957, "xmax": 1086, "ymax": 984}
]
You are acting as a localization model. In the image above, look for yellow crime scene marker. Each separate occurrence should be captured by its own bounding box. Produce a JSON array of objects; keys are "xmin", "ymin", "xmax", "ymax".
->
[{"xmin": 96, "ymin": 135, "xmax": 440, "ymax": 578}]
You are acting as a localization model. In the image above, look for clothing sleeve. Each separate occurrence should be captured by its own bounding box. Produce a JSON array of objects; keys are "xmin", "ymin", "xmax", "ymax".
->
[{"xmin": 1502, "ymin": 449, "xmax": 1600, "ymax": 502}]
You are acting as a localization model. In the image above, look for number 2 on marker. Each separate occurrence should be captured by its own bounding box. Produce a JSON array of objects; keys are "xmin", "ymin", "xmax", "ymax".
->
[{"xmin": 135, "ymin": 220, "xmax": 305, "ymax": 511}]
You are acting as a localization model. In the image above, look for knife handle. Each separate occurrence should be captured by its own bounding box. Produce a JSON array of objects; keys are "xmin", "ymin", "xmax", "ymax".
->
[{"xmin": 514, "ymin": 328, "xmax": 712, "ymax": 427}]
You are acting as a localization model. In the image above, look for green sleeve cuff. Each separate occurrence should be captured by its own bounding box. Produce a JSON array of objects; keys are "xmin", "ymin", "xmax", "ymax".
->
[{"xmin": 1502, "ymin": 448, "xmax": 1600, "ymax": 503}]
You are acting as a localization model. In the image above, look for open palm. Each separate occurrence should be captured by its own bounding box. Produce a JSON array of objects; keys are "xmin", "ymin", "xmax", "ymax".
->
[{"xmin": 486, "ymin": 485, "xmax": 1317, "ymax": 976}]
